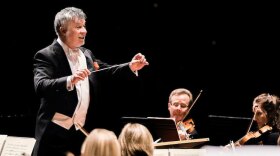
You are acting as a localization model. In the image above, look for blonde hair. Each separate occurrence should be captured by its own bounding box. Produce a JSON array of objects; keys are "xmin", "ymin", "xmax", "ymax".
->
[
  {"xmin": 118, "ymin": 123, "xmax": 154, "ymax": 156},
  {"xmin": 168, "ymin": 88, "xmax": 193, "ymax": 105},
  {"xmin": 82, "ymin": 128, "xmax": 121, "ymax": 156}
]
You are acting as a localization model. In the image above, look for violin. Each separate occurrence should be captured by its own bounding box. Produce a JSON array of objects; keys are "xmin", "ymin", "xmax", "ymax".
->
[
  {"xmin": 182, "ymin": 118, "xmax": 196, "ymax": 134},
  {"xmin": 176, "ymin": 121, "xmax": 190, "ymax": 140},
  {"xmin": 176, "ymin": 118, "xmax": 196, "ymax": 140},
  {"xmin": 225, "ymin": 125, "xmax": 273, "ymax": 150},
  {"xmin": 234, "ymin": 125, "xmax": 272, "ymax": 146},
  {"xmin": 176, "ymin": 90, "xmax": 203, "ymax": 140}
]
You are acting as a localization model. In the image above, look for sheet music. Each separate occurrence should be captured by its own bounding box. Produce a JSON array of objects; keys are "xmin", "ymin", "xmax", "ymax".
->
[
  {"xmin": 1, "ymin": 136, "xmax": 36, "ymax": 156},
  {"xmin": 0, "ymin": 135, "xmax": 8, "ymax": 154}
]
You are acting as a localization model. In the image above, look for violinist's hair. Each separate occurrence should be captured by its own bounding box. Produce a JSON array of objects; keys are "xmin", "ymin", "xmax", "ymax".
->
[
  {"xmin": 274, "ymin": 95, "xmax": 280, "ymax": 131},
  {"xmin": 118, "ymin": 123, "xmax": 154, "ymax": 156},
  {"xmin": 81, "ymin": 128, "xmax": 121, "ymax": 156},
  {"xmin": 253, "ymin": 93, "xmax": 280, "ymax": 129},
  {"xmin": 278, "ymin": 135, "xmax": 280, "ymax": 145},
  {"xmin": 168, "ymin": 88, "xmax": 193, "ymax": 106}
]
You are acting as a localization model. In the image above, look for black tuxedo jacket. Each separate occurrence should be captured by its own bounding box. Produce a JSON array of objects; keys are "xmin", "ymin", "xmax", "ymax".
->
[{"xmin": 33, "ymin": 40, "xmax": 133, "ymax": 154}]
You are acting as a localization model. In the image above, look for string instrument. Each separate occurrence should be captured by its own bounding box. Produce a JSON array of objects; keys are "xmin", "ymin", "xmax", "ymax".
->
[
  {"xmin": 234, "ymin": 125, "xmax": 273, "ymax": 146},
  {"xmin": 182, "ymin": 118, "xmax": 195, "ymax": 134},
  {"xmin": 225, "ymin": 111, "xmax": 273, "ymax": 148},
  {"xmin": 176, "ymin": 90, "xmax": 203, "ymax": 140}
]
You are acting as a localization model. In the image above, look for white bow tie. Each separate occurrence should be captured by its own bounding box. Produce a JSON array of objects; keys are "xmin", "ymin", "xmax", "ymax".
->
[{"xmin": 68, "ymin": 48, "xmax": 80, "ymax": 63}]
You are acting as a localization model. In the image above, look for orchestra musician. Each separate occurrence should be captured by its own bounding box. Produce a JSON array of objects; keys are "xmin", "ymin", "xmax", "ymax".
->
[
  {"xmin": 167, "ymin": 88, "xmax": 199, "ymax": 140},
  {"xmin": 234, "ymin": 93, "xmax": 280, "ymax": 146}
]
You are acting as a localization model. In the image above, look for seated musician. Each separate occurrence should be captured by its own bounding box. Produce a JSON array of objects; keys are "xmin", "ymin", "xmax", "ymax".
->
[
  {"xmin": 232, "ymin": 93, "xmax": 280, "ymax": 146},
  {"xmin": 167, "ymin": 88, "xmax": 199, "ymax": 140},
  {"xmin": 246, "ymin": 93, "xmax": 280, "ymax": 145}
]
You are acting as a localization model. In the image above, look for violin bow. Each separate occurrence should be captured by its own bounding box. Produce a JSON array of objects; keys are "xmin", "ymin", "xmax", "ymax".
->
[
  {"xmin": 246, "ymin": 110, "xmax": 257, "ymax": 134},
  {"xmin": 182, "ymin": 89, "xmax": 203, "ymax": 121}
]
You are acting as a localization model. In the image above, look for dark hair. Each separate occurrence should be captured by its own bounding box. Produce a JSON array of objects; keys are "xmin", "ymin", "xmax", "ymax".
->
[{"xmin": 254, "ymin": 93, "xmax": 280, "ymax": 129}]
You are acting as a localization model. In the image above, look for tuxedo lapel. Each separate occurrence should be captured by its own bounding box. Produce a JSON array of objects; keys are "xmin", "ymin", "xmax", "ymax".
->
[{"xmin": 52, "ymin": 41, "xmax": 73, "ymax": 77}]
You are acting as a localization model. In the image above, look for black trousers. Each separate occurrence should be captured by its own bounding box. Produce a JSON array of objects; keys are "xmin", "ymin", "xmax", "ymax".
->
[{"xmin": 33, "ymin": 122, "xmax": 86, "ymax": 156}]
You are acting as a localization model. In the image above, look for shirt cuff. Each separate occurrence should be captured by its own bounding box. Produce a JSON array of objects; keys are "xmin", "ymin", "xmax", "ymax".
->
[
  {"xmin": 67, "ymin": 76, "xmax": 74, "ymax": 91},
  {"xmin": 134, "ymin": 70, "xmax": 138, "ymax": 77},
  {"xmin": 128, "ymin": 63, "xmax": 138, "ymax": 76}
]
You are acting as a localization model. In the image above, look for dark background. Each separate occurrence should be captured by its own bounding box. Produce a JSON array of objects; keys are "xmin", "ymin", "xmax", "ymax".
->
[{"xmin": 1, "ymin": 0, "xmax": 279, "ymax": 146}]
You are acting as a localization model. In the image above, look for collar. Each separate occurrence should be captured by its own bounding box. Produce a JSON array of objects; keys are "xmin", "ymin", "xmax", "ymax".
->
[{"xmin": 57, "ymin": 38, "xmax": 80, "ymax": 56}]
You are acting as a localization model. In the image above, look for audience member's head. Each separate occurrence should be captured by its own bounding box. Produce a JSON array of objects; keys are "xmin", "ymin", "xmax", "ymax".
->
[
  {"xmin": 118, "ymin": 123, "xmax": 154, "ymax": 156},
  {"xmin": 81, "ymin": 128, "xmax": 121, "ymax": 156}
]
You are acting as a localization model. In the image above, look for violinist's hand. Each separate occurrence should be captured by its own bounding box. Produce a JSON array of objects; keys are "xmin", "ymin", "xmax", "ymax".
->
[
  {"xmin": 223, "ymin": 144, "xmax": 232, "ymax": 151},
  {"xmin": 234, "ymin": 142, "xmax": 241, "ymax": 147},
  {"xmin": 129, "ymin": 53, "xmax": 149, "ymax": 72},
  {"xmin": 178, "ymin": 129, "xmax": 190, "ymax": 140},
  {"xmin": 224, "ymin": 141, "xmax": 240, "ymax": 151}
]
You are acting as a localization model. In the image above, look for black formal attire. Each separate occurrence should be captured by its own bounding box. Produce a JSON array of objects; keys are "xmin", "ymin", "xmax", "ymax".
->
[
  {"xmin": 32, "ymin": 40, "xmax": 134, "ymax": 156},
  {"xmin": 245, "ymin": 126, "xmax": 280, "ymax": 145},
  {"xmin": 189, "ymin": 129, "xmax": 199, "ymax": 139}
]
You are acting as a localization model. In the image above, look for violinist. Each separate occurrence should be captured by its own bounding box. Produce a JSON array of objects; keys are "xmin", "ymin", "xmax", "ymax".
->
[
  {"xmin": 235, "ymin": 93, "xmax": 280, "ymax": 146},
  {"xmin": 167, "ymin": 88, "xmax": 199, "ymax": 140}
]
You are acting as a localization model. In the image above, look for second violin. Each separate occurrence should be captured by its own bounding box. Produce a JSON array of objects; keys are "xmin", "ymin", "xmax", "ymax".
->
[{"xmin": 234, "ymin": 125, "xmax": 273, "ymax": 146}]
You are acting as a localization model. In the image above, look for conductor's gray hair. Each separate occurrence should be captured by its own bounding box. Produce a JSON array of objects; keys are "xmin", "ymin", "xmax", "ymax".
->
[{"xmin": 54, "ymin": 7, "xmax": 86, "ymax": 36}]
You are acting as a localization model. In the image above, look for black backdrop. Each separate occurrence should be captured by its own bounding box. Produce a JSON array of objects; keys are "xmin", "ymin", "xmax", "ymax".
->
[{"xmin": 1, "ymin": 0, "xmax": 279, "ymax": 146}]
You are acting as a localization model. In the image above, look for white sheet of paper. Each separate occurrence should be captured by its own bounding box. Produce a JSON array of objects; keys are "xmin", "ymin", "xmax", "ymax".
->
[
  {"xmin": 0, "ymin": 135, "xmax": 8, "ymax": 154},
  {"xmin": 1, "ymin": 136, "xmax": 36, "ymax": 156}
]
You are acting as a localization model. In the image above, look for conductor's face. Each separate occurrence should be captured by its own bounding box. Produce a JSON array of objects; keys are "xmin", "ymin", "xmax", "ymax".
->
[
  {"xmin": 62, "ymin": 18, "xmax": 87, "ymax": 49},
  {"xmin": 168, "ymin": 94, "xmax": 191, "ymax": 123}
]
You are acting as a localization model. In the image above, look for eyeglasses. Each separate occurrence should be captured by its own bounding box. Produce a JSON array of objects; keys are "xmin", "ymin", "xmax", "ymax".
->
[{"xmin": 171, "ymin": 102, "xmax": 189, "ymax": 108}]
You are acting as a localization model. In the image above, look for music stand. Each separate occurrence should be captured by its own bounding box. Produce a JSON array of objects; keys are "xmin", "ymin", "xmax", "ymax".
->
[
  {"xmin": 120, "ymin": 117, "xmax": 210, "ymax": 149},
  {"xmin": 120, "ymin": 117, "xmax": 180, "ymax": 142}
]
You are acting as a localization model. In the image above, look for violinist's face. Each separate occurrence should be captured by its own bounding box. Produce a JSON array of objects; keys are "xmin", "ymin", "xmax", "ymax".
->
[
  {"xmin": 253, "ymin": 104, "xmax": 268, "ymax": 128},
  {"xmin": 168, "ymin": 94, "xmax": 191, "ymax": 123}
]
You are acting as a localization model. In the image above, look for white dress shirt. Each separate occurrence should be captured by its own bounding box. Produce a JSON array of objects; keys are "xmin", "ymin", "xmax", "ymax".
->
[{"xmin": 52, "ymin": 38, "xmax": 90, "ymax": 130}]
